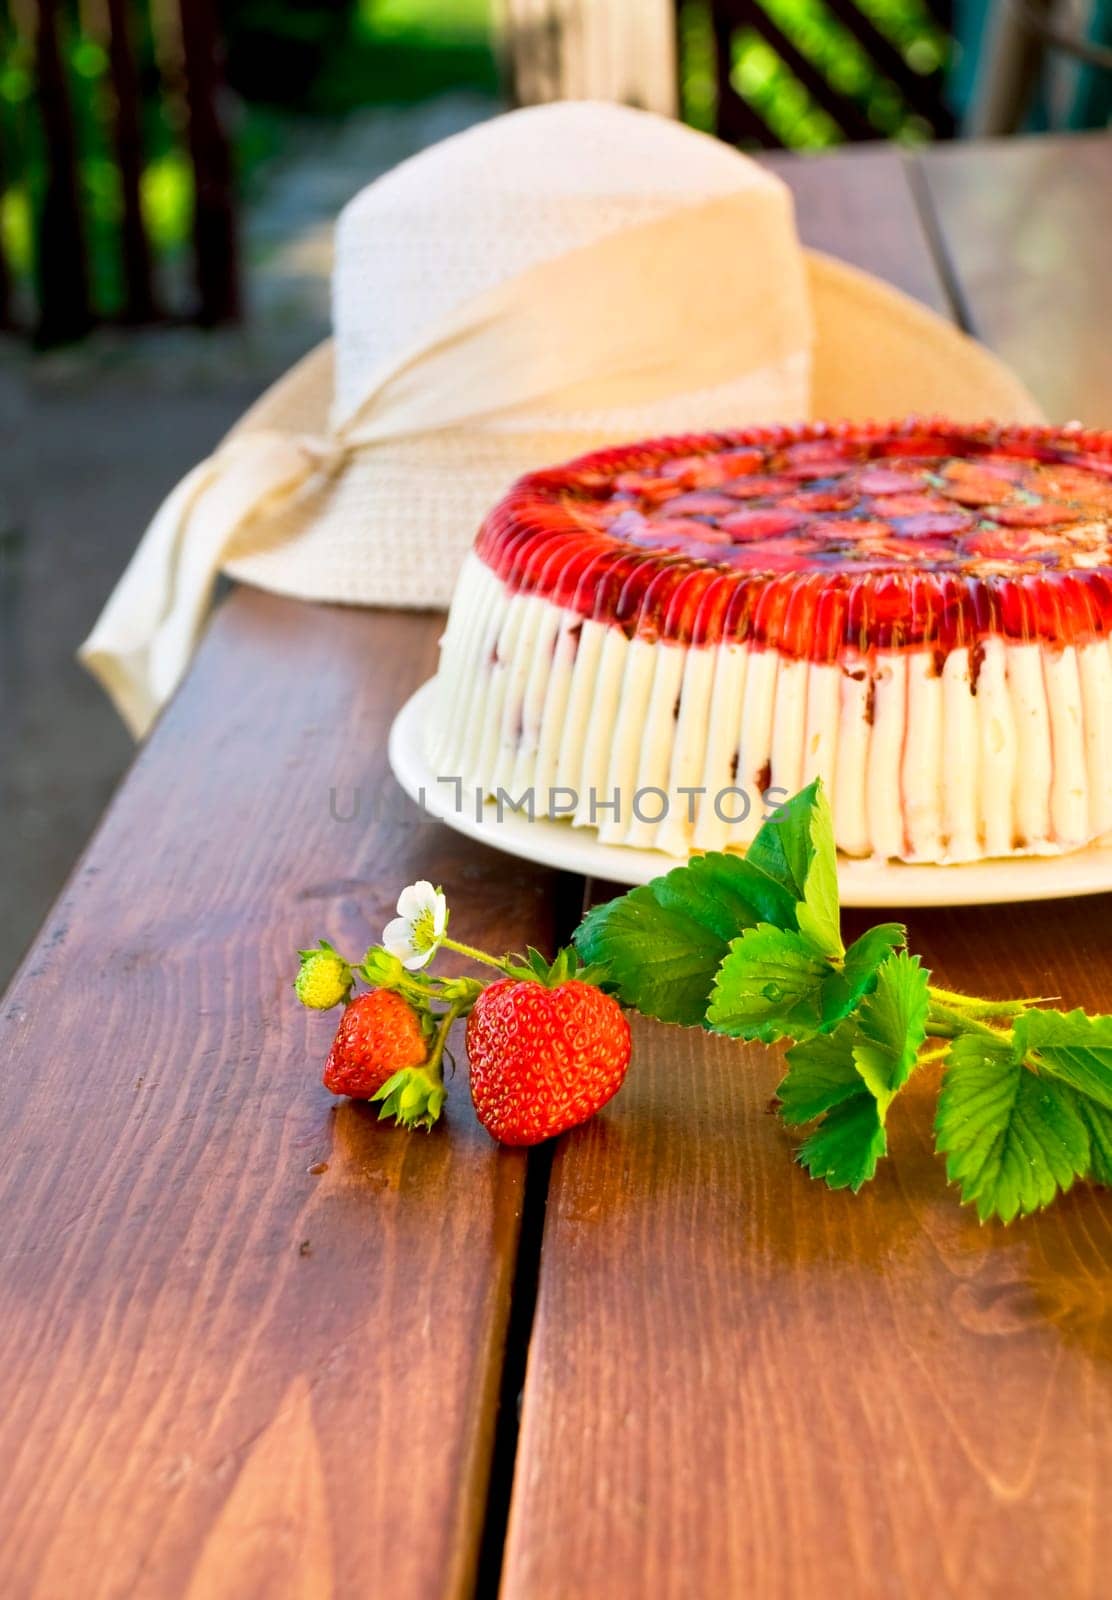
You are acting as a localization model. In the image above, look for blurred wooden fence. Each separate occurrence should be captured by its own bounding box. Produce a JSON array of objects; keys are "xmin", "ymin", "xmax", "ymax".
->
[
  {"xmin": 504, "ymin": 1, "xmax": 956, "ymax": 145},
  {"xmin": 6, "ymin": 1, "xmax": 962, "ymax": 345},
  {"xmin": 702, "ymin": 1, "xmax": 955, "ymax": 147},
  {"xmin": 0, "ymin": 0, "xmax": 238, "ymax": 345}
]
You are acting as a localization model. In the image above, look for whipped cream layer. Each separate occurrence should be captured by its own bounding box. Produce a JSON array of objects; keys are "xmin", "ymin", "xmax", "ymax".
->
[
  {"xmin": 427, "ymin": 421, "xmax": 1112, "ymax": 864},
  {"xmin": 428, "ymin": 552, "xmax": 1112, "ymax": 862}
]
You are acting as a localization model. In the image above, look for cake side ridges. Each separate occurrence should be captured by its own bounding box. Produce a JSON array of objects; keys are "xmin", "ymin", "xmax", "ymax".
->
[{"xmin": 428, "ymin": 551, "xmax": 1112, "ymax": 862}]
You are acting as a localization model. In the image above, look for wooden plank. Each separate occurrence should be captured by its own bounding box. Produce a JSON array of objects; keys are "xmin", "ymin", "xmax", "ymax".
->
[
  {"xmin": 501, "ymin": 146, "xmax": 1112, "ymax": 1599},
  {"xmin": 0, "ymin": 593, "xmax": 571, "ymax": 1599},
  {"xmin": 504, "ymin": 908, "xmax": 1112, "ymax": 1598},
  {"xmin": 918, "ymin": 132, "xmax": 1112, "ymax": 424}
]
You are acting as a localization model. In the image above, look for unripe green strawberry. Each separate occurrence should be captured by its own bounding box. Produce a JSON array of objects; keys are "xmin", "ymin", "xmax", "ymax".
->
[
  {"xmin": 361, "ymin": 946, "xmax": 407, "ymax": 989},
  {"xmin": 372, "ymin": 1064, "xmax": 446, "ymax": 1131},
  {"xmin": 295, "ymin": 941, "xmax": 352, "ymax": 1009}
]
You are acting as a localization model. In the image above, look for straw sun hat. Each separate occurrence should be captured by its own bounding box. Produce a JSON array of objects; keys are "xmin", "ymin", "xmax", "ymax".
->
[{"xmin": 80, "ymin": 101, "xmax": 1041, "ymax": 738}]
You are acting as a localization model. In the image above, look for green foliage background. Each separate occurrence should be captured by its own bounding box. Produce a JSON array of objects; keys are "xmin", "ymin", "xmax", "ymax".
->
[
  {"xmin": 679, "ymin": 0, "xmax": 950, "ymax": 146},
  {"xmin": 1, "ymin": 0, "xmax": 951, "ymax": 320}
]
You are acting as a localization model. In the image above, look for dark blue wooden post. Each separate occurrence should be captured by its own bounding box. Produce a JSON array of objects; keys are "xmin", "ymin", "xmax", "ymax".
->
[
  {"xmin": 33, "ymin": 0, "xmax": 93, "ymax": 345},
  {"xmin": 178, "ymin": 0, "xmax": 240, "ymax": 325},
  {"xmin": 106, "ymin": 0, "xmax": 157, "ymax": 323}
]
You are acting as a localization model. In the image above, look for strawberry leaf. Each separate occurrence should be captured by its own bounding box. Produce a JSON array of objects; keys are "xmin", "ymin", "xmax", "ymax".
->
[
  {"xmin": 574, "ymin": 853, "xmax": 797, "ymax": 1027},
  {"xmin": 747, "ymin": 779, "xmax": 843, "ymax": 959},
  {"xmin": 744, "ymin": 781, "xmax": 820, "ymax": 902},
  {"xmin": 935, "ymin": 1033, "xmax": 1090, "ymax": 1223},
  {"xmin": 778, "ymin": 1022, "xmax": 867, "ymax": 1125},
  {"xmin": 852, "ymin": 951, "xmax": 930, "ymax": 1115},
  {"xmin": 797, "ymin": 1093, "xmax": 887, "ymax": 1192},
  {"xmin": 1075, "ymin": 1097, "xmax": 1112, "ymax": 1186},
  {"xmin": 820, "ymin": 922, "xmax": 907, "ymax": 1029},
  {"xmin": 1012, "ymin": 1007, "xmax": 1112, "ymax": 1110},
  {"xmin": 779, "ymin": 1024, "xmax": 888, "ymax": 1189},
  {"xmin": 708, "ymin": 926, "xmax": 831, "ymax": 1043},
  {"xmin": 777, "ymin": 951, "xmax": 928, "ymax": 1191},
  {"xmin": 710, "ymin": 919, "xmax": 908, "ymax": 1048}
]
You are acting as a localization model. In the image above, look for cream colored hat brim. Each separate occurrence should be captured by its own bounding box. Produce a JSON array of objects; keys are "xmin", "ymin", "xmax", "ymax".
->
[{"xmin": 220, "ymin": 249, "xmax": 1043, "ymax": 610}]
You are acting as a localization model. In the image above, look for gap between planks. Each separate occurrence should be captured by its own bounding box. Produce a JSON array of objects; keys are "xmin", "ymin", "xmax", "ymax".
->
[{"xmin": 470, "ymin": 872, "xmax": 588, "ymax": 1598}]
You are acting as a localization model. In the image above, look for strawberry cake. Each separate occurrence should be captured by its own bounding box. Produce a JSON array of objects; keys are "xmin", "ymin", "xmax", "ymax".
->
[{"xmin": 426, "ymin": 421, "xmax": 1112, "ymax": 863}]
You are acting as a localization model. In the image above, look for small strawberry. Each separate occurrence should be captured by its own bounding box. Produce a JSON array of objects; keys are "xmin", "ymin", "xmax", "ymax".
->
[
  {"xmin": 295, "ymin": 940, "xmax": 353, "ymax": 1010},
  {"xmin": 466, "ymin": 968, "xmax": 631, "ymax": 1146},
  {"xmin": 323, "ymin": 990, "xmax": 428, "ymax": 1099}
]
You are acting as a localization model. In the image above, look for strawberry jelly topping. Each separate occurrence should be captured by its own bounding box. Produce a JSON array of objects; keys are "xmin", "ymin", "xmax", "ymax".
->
[{"xmin": 474, "ymin": 421, "xmax": 1112, "ymax": 662}]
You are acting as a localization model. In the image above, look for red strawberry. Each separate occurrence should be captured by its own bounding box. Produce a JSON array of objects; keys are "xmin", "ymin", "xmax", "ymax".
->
[
  {"xmin": 992, "ymin": 502, "xmax": 1077, "ymax": 527},
  {"xmin": 721, "ymin": 508, "xmax": 802, "ymax": 541},
  {"xmin": 466, "ymin": 978, "xmax": 631, "ymax": 1146},
  {"xmin": 856, "ymin": 468, "xmax": 926, "ymax": 495},
  {"xmin": 323, "ymin": 990, "xmax": 428, "ymax": 1099}
]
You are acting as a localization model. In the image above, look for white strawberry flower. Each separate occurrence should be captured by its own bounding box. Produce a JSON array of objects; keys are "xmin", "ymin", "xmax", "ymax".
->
[{"xmin": 382, "ymin": 881, "xmax": 448, "ymax": 970}]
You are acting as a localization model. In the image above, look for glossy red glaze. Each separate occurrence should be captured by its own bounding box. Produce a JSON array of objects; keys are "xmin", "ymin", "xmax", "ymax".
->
[{"xmin": 473, "ymin": 420, "xmax": 1112, "ymax": 661}]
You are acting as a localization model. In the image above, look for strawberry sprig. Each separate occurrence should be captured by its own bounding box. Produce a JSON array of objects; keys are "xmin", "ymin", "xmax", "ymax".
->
[
  {"xmin": 297, "ymin": 920, "xmax": 483, "ymax": 1130},
  {"xmin": 576, "ymin": 780, "xmax": 1112, "ymax": 1223},
  {"xmin": 295, "ymin": 881, "xmax": 623, "ymax": 1139}
]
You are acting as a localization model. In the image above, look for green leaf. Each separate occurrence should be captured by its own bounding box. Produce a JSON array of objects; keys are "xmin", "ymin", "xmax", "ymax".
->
[
  {"xmin": 935, "ymin": 1034, "xmax": 1090, "ymax": 1223},
  {"xmin": 819, "ymin": 922, "xmax": 906, "ymax": 1030},
  {"xmin": 709, "ymin": 915, "xmax": 909, "ymax": 1047},
  {"xmin": 748, "ymin": 779, "xmax": 843, "ymax": 959},
  {"xmin": 651, "ymin": 852, "xmax": 796, "ymax": 937},
  {"xmin": 780, "ymin": 1023, "xmax": 890, "ymax": 1190},
  {"xmin": 796, "ymin": 803, "xmax": 843, "ymax": 961},
  {"xmin": 573, "ymin": 853, "xmax": 796, "ymax": 1027},
  {"xmin": 707, "ymin": 925, "xmax": 831, "ymax": 1043},
  {"xmin": 797, "ymin": 1093, "xmax": 887, "ymax": 1192},
  {"xmin": 745, "ymin": 781, "xmax": 821, "ymax": 901},
  {"xmin": 843, "ymin": 924, "xmax": 908, "ymax": 994},
  {"xmin": 1074, "ymin": 1096, "xmax": 1112, "ymax": 1187},
  {"xmin": 573, "ymin": 783, "xmax": 890, "ymax": 1035},
  {"xmin": 852, "ymin": 951, "xmax": 930, "ymax": 1115},
  {"xmin": 1013, "ymin": 1007, "xmax": 1112, "ymax": 1110},
  {"xmin": 1008, "ymin": 1009, "xmax": 1112, "ymax": 1195},
  {"xmin": 777, "ymin": 952, "xmax": 927, "ymax": 1193},
  {"xmin": 778, "ymin": 1024, "xmax": 865, "ymax": 1125}
]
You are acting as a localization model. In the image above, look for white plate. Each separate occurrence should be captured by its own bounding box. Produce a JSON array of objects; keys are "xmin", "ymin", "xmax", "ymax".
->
[{"xmin": 389, "ymin": 680, "xmax": 1112, "ymax": 908}]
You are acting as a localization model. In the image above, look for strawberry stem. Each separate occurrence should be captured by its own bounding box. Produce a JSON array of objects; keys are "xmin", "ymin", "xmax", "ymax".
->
[
  {"xmin": 440, "ymin": 935, "xmax": 515, "ymax": 975},
  {"xmin": 426, "ymin": 998, "xmax": 467, "ymax": 1080},
  {"xmin": 928, "ymin": 985, "xmax": 1037, "ymax": 1019},
  {"xmin": 927, "ymin": 1000, "xmax": 1010, "ymax": 1042}
]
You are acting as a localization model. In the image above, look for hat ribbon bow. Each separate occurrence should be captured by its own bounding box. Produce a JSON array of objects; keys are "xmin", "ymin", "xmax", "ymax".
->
[{"xmin": 79, "ymin": 184, "xmax": 808, "ymax": 736}]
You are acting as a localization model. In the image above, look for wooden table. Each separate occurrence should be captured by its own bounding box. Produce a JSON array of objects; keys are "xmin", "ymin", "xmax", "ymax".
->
[{"xmin": 2, "ymin": 133, "xmax": 1110, "ymax": 1600}]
